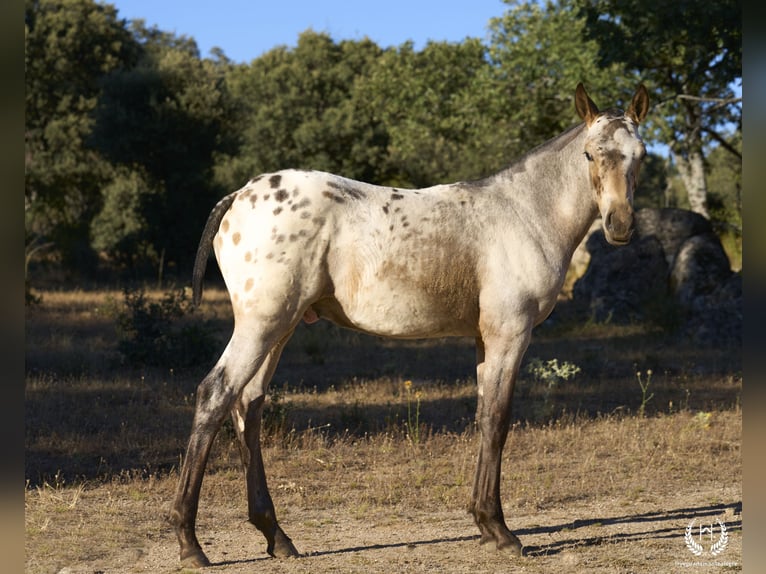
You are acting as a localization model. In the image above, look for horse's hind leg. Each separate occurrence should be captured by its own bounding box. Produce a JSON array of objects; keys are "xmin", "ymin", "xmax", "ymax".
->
[
  {"xmin": 169, "ymin": 326, "xmax": 288, "ymax": 568},
  {"xmin": 231, "ymin": 331, "xmax": 299, "ymax": 558}
]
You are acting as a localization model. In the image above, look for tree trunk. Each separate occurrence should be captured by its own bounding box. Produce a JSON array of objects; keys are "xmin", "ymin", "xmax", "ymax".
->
[{"xmin": 672, "ymin": 148, "xmax": 709, "ymax": 219}]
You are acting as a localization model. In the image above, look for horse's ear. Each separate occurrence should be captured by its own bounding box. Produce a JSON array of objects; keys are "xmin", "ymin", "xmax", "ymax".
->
[
  {"xmin": 626, "ymin": 84, "xmax": 650, "ymax": 124},
  {"xmin": 575, "ymin": 82, "xmax": 599, "ymax": 126}
]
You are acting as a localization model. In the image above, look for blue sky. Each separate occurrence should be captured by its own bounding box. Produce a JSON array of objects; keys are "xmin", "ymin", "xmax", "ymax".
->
[{"xmin": 105, "ymin": 0, "xmax": 510, "ymax": 63}]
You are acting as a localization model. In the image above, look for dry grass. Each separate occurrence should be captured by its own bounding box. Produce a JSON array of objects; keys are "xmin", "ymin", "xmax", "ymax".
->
[{"xmin": 25, "ymin": 287, "xmax": 743, "ymax": 572}]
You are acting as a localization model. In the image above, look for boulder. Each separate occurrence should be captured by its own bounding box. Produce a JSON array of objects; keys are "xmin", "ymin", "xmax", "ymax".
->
[
  {"xmin": 570, "ymin": 208, "xmax": 741, "ymax": 346},
  {"xmin": 572, "ymin": 232, "xmax": 668, "ymax": 323}
]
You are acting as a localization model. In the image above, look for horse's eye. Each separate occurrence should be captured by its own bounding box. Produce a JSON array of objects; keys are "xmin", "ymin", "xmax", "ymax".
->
[{"xmin": 584, "ymin": 151, "xmax": 594, "ymax": 162}]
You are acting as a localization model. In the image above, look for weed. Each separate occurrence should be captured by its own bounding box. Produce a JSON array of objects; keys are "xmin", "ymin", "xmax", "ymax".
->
[
  {"xmin": 635, "ymin": 369, "xmax": 655, "ymax": 417},
  {"xmin": 404, "ymin": 380, "xmax": 423, "ymax": 444},
  {"xmin": 112, "ymin": 286, "xmax": 218, "ymax": 369},
  {"xmin": 263, "ymin": 384, "xmax": 292, "ymax": 439},
  {"xmin": 522, "ymin": 358, "xmax": 581, "ymax": 421}
]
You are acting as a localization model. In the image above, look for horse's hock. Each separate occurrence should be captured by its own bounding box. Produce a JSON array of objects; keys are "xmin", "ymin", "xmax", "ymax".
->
[{"xmin": 571, "ymin": 207, "xmax": 741, "ymax": 346}]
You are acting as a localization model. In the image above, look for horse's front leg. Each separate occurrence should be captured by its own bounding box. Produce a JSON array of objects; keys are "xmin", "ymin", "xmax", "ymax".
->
[
  {"xmin": 470, "ymin": 326, "xmax": 532, "ymax": 555},
  {"xmin": 231, "ymin": 334, "xmax": 299, "ymax": 558}
]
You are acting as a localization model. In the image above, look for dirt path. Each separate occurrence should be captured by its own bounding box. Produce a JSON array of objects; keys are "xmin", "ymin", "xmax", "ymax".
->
[{"xmin": 34, "ymin": 484, "xmax": 741, "ymax": 574}]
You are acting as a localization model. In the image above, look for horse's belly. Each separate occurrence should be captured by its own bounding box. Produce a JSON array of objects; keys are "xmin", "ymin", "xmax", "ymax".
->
[{"xmin": 313, "ymin": 283, "xmax": 479, "ymax": 339}]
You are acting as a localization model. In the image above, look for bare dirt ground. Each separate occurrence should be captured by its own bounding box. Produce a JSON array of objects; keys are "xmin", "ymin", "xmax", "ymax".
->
[
  {"xmin": 25, "ymin": 475, "xmax": 743, "ymax": 574},
  {"xmin": 26, "ymin": 410, "xmax": 742, "ymax": 574},
  {"xmin": 25, "ymin": 289, "xmax": 743, "ymax": 573}
]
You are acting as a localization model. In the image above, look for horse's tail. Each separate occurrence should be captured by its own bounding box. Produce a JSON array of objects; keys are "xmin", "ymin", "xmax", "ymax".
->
[{"xmin": 192, "ymin": 192, "xmax": 238, "ymax": 306}]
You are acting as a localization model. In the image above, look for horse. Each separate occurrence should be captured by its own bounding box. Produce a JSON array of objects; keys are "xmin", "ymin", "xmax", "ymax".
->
[{"xmin": 170, "ymin": 82, "xmax": 649, "ymax": 567}]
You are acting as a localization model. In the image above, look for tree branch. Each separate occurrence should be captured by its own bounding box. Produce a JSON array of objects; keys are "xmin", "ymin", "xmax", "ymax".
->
[
  {"xmin": 676, "ymin": 94, "xmax": 742, "ymax": 106},
  {"xmin": 702, "ymin": 127, "xmax": 742, "ymax": 160}
]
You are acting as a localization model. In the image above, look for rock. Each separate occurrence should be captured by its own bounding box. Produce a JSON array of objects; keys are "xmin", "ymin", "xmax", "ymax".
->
[
  {"xmin": 670, "ymin": 233, "xmax": 733, "ymax": 308},
  {"xmin": 571, "ymin": 207, "xmax": 741, "ymax": 346},
  {"xmin": 572, "ymin": 233, "xmax": 668, "ymax": 324},
  {"xmin": 634, "ymin": 208, "xmax": 713, "ymax": 267}
]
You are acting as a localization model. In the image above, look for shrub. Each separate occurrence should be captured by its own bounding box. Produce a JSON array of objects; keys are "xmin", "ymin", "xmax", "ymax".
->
[{"xmin": 114, "ymin": 286, "xmax": 217, "ymax": 369}]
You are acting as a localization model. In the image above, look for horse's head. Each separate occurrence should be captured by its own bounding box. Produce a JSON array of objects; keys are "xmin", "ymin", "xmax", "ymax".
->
[{"xmin": 575, "ymin": 83, "xmax": 649, "ymax": 246}]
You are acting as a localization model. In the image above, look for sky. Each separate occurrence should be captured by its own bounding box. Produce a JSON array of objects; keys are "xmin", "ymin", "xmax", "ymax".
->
[{"xmin": 105, "ymin": 0, "xmax": 510, "ymax": 63}]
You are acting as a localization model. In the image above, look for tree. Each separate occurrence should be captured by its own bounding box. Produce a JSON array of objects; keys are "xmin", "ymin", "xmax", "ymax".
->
[
  {"xmin": 25, "ymin": 0, "xmax": 140, "ymax": 272},
  {"xmin": 214, "ymin": 31, "xmax": 386, "ymax": 190},
  {"xmin": 352, "ymin": 39, "xmax": 500, "ymax": 187},
  {"xmin": 577, "ymin": 0, "xmax": 742, "ymax": 217},
  {"xmin": 90, "ymin": 21, "xmax": 238, "ymax": 275},
  {"xmin": 486, "ymin": 0, "xmax": 630, "ymax": 155}
]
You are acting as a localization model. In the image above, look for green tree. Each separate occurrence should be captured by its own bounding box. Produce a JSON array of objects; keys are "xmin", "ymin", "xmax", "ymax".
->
[
  {"xmin": 213, "ymin": 31, "xmax": 386, "ymax": 190},
  {"xmin": 487, "ymin": 0, "xmax": 629, "ymax": 156},
  {"xmin": 90, "ymin": 21, "xmax": 238, "ymax": 275},
  {"xmin": 577, "ymin": 0, "xmax": 742, "ymax": 217},
  {"xmin": 352, "ymin": 39, "xmax": 499, "ymax": 187},
  {"xmin": 25, "ymin": 0, "xmax": 140, "ymax": 272}
]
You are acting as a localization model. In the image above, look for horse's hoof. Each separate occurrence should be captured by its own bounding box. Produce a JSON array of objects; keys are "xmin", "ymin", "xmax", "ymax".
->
[
  {"xmin": 269, "ymin": 529, "xmax": 300, "ymax": 558},
  {"xmin": 496, "ymin": 537, "xmax": 523, "ymax": 556},
  {"xmin": 180, "ymin": 548, "xmax": 211, "ymax": 568}
]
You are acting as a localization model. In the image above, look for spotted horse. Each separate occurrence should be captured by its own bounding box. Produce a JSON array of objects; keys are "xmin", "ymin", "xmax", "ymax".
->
[{"xmin": 170, "ymin": 83, "xmax": 649, "ymax": 567}]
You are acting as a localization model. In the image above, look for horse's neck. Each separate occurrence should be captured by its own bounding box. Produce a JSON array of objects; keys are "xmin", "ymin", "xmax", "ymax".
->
[{"xmin": 491, "ymin": 125, "xmax": 599, "ymax": 261}]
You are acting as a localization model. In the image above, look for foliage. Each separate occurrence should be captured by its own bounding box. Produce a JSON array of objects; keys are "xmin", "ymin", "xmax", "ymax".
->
[
  {"xmin": 213, "ymin": 31, "xmax": 387, "ymax": 189},
  {"xmin": 352, "ymin": 39, "xmax": 501, "ymax": 187},
  {"xmin": 89, "ymin": 21, "xmax": 238, "ymax": 274},
  {"xmin": 576, "ymin": 0, "xmax": 742, "ymax": 216},
  {"xmin": 522, "ymin": 357, "xmax": 581, "ymax": 421},
  {"xmin": 25, "ymin": 0, "xmax": 141, "ymax": 271},
  {"xmin": 113, "ymin": 286, "xmax": 217, "ymax": 369},
  {"xmin": 262, "ymin": 384, "xmax": 293, "ymax": 438},
  {"xmin": 524, "ymin": 357, "xmax": 581, "ymax": 388},
  {"xmin": 488, "ymin": 0, "xmax": 629, "ymax": 151},
  {"xmin": 635, "ymin": 369, "xmax": 655, "ymax": 417},
  {"xmin": 24, "ymin": 0, "xmax": 741, "ymax": 282},
  {"xmin": 403, "ymin": 380, "xmax": 423, "ymax": 444},
  {"xmin": 89, "ymin": 167, "xmax": 157, "ymax": 267}
]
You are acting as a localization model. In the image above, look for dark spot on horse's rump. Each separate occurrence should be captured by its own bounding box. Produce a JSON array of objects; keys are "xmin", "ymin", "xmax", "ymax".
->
[
  {"xmin": 327, "ymin": 180, "xmax": 365, "ymax": 200},
  {"xmin": 264, "ymin": 194, "xmax": 270, "ymax": 201},
  {"xmin": 312, "ymin": 216, "xmax": 326, "ymax": 226},
  {"xmin": 382, "ymin": 203, "xmax": 389, "ymax": 214},
  {"xmin": 402, "ymin": 221, "xmax": 410, "ymax": 228},
  {"xmin": 250, "ymin": 195, "xmax": 258, "ymax": 207},
  {"xmin": 300, "ymin": 211, "xmax": 312, "ymax": 219},
  {"xmin": 275, "ymin": 188, "xmax": 289, "ymax": 202},
  {"xmin": 249, "ymin": 175, "xmax": 264, "ymax": 185},
  {"xmin": 391, "ymin": 192, "xmax": 404, "ymax": 200},
  {"xmin": 322, "ymin": 190, "xmax": 345, "ymax": 204},
  {"xmin": 275, "ymin": 234, "xmax": 285, "ymax": 243},
  {"xmin": 291, "ymin": 197, "xmax": 311, "ymax": 211},
  {"xmin": 273, "ymin": 206, "xmax": 283, "ymax": 215},
  {"xmin": 269, "ymin": 174, "xmax": 282, "ymax": 188},
  {"xmin": 389, "ymin": 224, "xmax": 394, "ymax": 231},
  {"xmin": 266, "ymin": 252, "xmax": 274, "ymax": 259}
]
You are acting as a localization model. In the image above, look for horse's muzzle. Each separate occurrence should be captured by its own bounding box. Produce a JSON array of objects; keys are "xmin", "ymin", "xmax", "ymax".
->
[{"xmin": 604, "ymin": 208, "xmax": 634, "ymax": 246}]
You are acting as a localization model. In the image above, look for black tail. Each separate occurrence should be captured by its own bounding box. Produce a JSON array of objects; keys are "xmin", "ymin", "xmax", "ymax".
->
[{"xmin": 192, "ymin": 192, "xmax": 238, "ymax": 306}]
